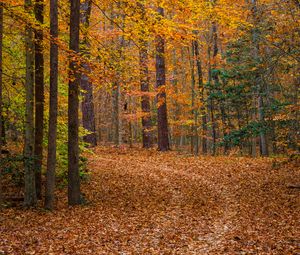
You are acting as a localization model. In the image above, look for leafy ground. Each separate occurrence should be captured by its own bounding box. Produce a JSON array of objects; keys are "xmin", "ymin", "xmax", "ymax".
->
[{"xmin": 1, "ymin": 147, "xmax": 299, "ymax": 254}]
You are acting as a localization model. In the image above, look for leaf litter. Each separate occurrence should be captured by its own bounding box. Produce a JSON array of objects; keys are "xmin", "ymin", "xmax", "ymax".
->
[{"xmin": 1, "ymin": 146, "xmax": 299, "ymax": 254}]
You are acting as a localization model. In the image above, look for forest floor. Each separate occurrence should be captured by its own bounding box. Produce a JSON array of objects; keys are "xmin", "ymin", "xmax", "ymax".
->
[{"xmin": 1, "ymin": 146, "xmax": 299, "ymax": 254}]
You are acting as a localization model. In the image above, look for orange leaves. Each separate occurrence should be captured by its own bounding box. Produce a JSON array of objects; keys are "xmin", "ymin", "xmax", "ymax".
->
[{"xmin": 1, "ymin": 147, "xmax": 299, "ymax": 254}]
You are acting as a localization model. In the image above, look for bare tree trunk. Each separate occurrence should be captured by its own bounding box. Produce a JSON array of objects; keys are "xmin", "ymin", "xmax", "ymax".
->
[
  {"xmin": 140, "ymin": 47, "xmax": 153, "ymax": 148},
  {"xmin": 24, "ymin": 0, "xmax": 37, "ymax": 207},
  {"xmin": 0, "ymin": 3, "xmax": 3, "ymax": 208},
  {"xmin": 156, "ymin": 7, "xmax": 169, "ymax": 151},
  {"xmin": 193, "ymin": 38, "xmax": 207, "ymax": 154},
  {"xmin": 45, "ymin": 0, "xmax": 58, "ymax": 210},
  {"xmin": 68, "ymin": 0, "xmax": 81, "ymax": 205},
  {"xmin": 189, "ymin": 43, "xmax": 198, "ymax": 155},
  {"xmin": 207, "ymin": 28, "xmax": 217, "ymax": 155},
  {"xmin": 138, "ymin": 2, "xmax": 153, "ymax": 148},
  {"xmin": 34, "ymin": 0, "xmax": 44, "ymax": 199},
  {"xmin": 80, "ymin": 0, "xmax": 97, "ymax": 147}
]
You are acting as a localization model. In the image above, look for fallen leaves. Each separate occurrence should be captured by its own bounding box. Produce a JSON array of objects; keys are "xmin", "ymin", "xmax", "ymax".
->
[{"xmin": 1, "ymin": 146, "xmax": 299, "ymax": 254}]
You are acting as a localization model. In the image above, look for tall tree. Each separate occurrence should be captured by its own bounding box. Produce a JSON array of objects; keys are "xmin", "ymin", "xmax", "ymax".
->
[
  {"xmin": 207, "ymin": 22, "xmax": 218, "ymax": 155},
  {"xmin": 155, "ymin": 7, "xmax": 169, "ymax": 151},
  {"xmin": 138, "ymin": 1, "xmax": 153, "ymax": 148},
  {"xmin": 190, "ymin": 42, "xmax": 198, "ymax": 154},
  {"xmin": 24, "ymin": 0, "xmax": 37, "ymax": 207},
  {"xmin": 0, "ymin": 2, "xmax": 3, "ymax": 207},
  {"xmin": 111, "ymin": 2, "xmax": 124, "ymax": 147},
  {"xmin": 45, "ymin": 0, "xmax": 58, "ymax": 210},
  {"xmin": 193, "ymin": 37, "xmax": 207, "ymax": 154},
  {"xmin": 68, "ymin": 0, "xmax": 81, "ymax": 205},
  {"xmin": 34, "ymin": 0, "xmax": 44, "ymax": 199},
  {"xmin": 211, "ymin": 23, "xmax": 219, "ymax": 156},
  {"xmin": 80, "ymin": 0, "xmax": 97, "ymax": 147}
]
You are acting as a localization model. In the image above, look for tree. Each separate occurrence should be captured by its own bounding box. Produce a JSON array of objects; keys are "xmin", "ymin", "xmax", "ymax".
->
[
  {"xmin": 45, "ymin": 0, "xmax": 58, "ymax": 210},
  {"xmin": 80, "ymin": 0, "xmax": 97, "ymax": 147},
  {"xmin": 0, "ymin": 2, "xmax": 3, "ymax": 208},
  {"xmin": 34, "ymin": 0, "xmax": 44, "ymax": 199},
  {"xmin": 156, "ymin": 6, "xmax": 169, "ymax": 151},
  {"xmin": 24, "ymin": 0, "xmax": 36, "ymax": 207},
  {"xmin": 193, "ymin": 37, "xmax": 207, "ymax": 154},
  {"xmin": 68, "ymin": 0, "xmax": 81, "ymax": 205},
  {"xmin": 207, "ymin": 22, "xmax": 218, "ymax": 156},
  {"xmin": 111, "ymin": 2, "xmax": 124, "ymax": 147},
  {"xmin": 138, "ymin": 1, "xmax": 153, "ymax": 148},
  {"xmin": 189, "ymin": 41, "xmax": 198, "ymax": 155}
]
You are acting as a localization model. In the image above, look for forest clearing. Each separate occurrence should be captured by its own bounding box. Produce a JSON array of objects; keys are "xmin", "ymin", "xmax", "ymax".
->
[{"xmin": 1, "ymin": 147, "xmax": 299, "ymax": 254}]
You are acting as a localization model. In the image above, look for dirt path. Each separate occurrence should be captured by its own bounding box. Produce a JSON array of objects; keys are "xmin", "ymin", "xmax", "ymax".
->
[{"xmin": 1, "ymin": 147, "xmax": 299, "ymax": 254}]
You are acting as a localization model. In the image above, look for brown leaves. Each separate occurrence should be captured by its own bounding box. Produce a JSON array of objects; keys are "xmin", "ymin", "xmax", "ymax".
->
[{"xmin": 1, "ymin": 147, "xmax": 299, "ymax": 254}]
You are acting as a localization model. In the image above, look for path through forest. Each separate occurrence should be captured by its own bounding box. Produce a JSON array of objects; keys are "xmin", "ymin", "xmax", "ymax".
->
[{"xmin": 1, "ymin": 147, "xmax": 299, "ymax": 254}]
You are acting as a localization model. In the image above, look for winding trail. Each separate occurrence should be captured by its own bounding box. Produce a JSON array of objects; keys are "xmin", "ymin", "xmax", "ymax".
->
[{"xmin": 1, "ymin": 147, "xmax": 299, "ymax": 254}]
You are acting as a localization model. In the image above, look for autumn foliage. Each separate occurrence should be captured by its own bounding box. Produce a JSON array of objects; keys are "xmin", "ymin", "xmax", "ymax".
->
[{"xmin": 0, "ymin": 0, "xmax": 299, "ymax": 253}]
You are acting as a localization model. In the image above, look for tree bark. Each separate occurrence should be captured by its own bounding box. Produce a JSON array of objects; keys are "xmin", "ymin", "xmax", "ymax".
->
[
  {"xmin": 68, "ymin": 0, "xmax": 81, "ymax": 205},
  {"xmin": 193, "ymin": 38, "xmax": 207, "ymax": 154},
  {"xmin": 190, "ymin": 43, "xmax": 198, "ymax": 155},
  {"xmin": 258, "ymin": 95, "xmax": 268, "ymax": 156},
  {"xmin": 111, "ymin": 3, "xmax": 123, "ymax": 147},
  {"xmin": 211, "ymin": 23, "xmax": 218, "ymax": 156},
  {"xmin": 0, "ymin": 3, "xmax": 3, "ymax": 208},
  {"xmin": 138, "ymin": 2, "xmax": 153, "ymax": 148},
  {"xmin": 207, "ymin": 23, "xmax": 218, "ymax": 156},
  {"xmin": 80, "ymin": 0, "xmax": 97, "ymax": 147},
  {"xmin": 24, "ymin": 0, "xmax": 37, "ymax": 207},
  {"xmin": 171, "ymin": 49, "xmax": 181, "ymax": 148},
  {"xmin": 45, "ymin": 0, "xmax": 58, "ymax": 210},
  {"xmin": 156, "ymin": 7, "xmax": 169, "ymax": 151},
  {"xmin": 34, "ymin": 0, "xmax": 44, "ymax": 199}
]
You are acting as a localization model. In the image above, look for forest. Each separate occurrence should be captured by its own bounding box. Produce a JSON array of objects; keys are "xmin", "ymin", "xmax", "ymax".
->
[{"xmin": 0, "ymin": 0, "xmax": 299, "ymax": 254}]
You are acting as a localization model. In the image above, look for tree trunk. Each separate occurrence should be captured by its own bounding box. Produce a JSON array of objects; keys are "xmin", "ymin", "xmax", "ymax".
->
[
  {"xmin": 190, "ymin": 43, "xmax": 198, "ymax": 155},
  {"xmin": 80, "ymin": 0, "xmax": 97, "ymax": 147},
  {"xmin": 112, "ymin": 83, "xmax": 121, "ymax": 145},
  {"xmin": 220, "ymin": 101, "xmax": 229, "ymax": 154},
  {"xmin": 68, "ymin": 0, "xmax": 81, "ymax": 205},
  {"xmin": 138, "ymin": 2, "xmax": 153, "ymax": 148},
  {"xmin": 258, "ymin": 95, "xmax": 268, "ymax": 156},
  {"xmin": 111, "ymin": 4, "xmax": 123, "ymax": 147},
  {"xmin": 207, "ymin": 26, "xmax": 217, "ymax": 156},
  {"xmin": 171, "ymin": 49, "xmax": 181, "ymax": 148},
  {"xmin": 211, "ymin": 22, "xmax": 218, "ymax": 156},
  {"xmin": 156, "ymin": 7, "xmax": 169, "ymax": 151},
  {"xmin": 0, "ymin": 3, "xmax": 3, "ymax": 208},
  {"xmin": 34, "ymin": 0, "xmax": 44, "ymax": 199},
  {"xmin": 45, "ymin": 0, "xmax": 58, "ymax": 210},
  {"xmin": 193, "ymin": 38, "xmax": 207, "ymax": 154},
  {"xmin": 24, "ymin": 0, "xmax": 37, "ymax": 207},
  {"xmin": 140, "ymin": 47, "xmax": 153, "ymax": 148}
]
